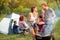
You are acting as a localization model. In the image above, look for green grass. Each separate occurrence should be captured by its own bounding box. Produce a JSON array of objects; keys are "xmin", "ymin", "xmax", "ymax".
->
[
  {"xmin": 0, "ymin": 34, "xmax": 32, "ymax": 40},
  {"xmin": 54, "ymin": 20, "xmax": 60, "ymax": 40},
  {"xmin": 0, "ymin": 14, "xmax": 32, "ymax": 40},
  {"xmin": 0, "ymin": 14, "xmax": 7, "ymax": 21}
]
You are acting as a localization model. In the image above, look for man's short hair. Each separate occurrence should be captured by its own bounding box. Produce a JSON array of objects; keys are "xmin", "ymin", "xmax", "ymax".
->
[{"xmin": 41, "ymin": 2, "xmax": 47, "ymax": 6}]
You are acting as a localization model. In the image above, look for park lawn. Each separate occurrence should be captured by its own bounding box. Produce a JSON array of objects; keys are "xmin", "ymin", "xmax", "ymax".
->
[
  {"xmin": 0, "ymin": 20, "xmax": 60, "ymax": 40},
  {"xmin": 54, "ymin": 19, "xmax": 60, "ymax": 40},
  {"xmin": 0, "ymin": 34, "xmax": 32, "ymax": 40},
  {"xmin": 0, "ymin": 14, "xmax": 32, "ymax": 40},
  {"xmin": 0, "ymin": 14, "xmax": 60, "ymax": 40}
]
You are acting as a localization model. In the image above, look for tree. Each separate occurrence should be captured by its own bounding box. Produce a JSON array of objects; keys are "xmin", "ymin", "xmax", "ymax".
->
[
  {"xmin": 0, "ymin": 0, "xmax": 59, "ymax": 15},
  {"xmin": 0, "ymin": 0, "xmax": 11, "ymax": 14},
  {"xmin": 9, "ymin": 0, "xmax": 40, "ymax": 13},
  {"xmin": 55, "ymin": 0, "xmax": 60, "ymax": 8}
]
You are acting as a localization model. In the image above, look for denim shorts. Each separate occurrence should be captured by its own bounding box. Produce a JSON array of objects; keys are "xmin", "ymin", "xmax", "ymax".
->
[
  {"xmin": 29, "ymin": 23, "xmax": 37, "ymax": 33},
  {"xmin": 30, "ymin": 23, "xmax": 37, "ymax": 28}
]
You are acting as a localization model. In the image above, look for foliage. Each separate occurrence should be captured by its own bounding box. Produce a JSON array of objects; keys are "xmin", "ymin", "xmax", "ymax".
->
[
  {"xmin": 0, "ymin": 0, "xmax": 40, "ymax": 15},
  {"xmin": 0, "ymin": 0, "xmax": 60, "ymax": 15},
  {"xmin": 54, "ymin": 19, "xmax": 60, "ymax": 40},
  {"xmin": 0, "ymin": 34, "xmax": 32, "ymax": 40}
]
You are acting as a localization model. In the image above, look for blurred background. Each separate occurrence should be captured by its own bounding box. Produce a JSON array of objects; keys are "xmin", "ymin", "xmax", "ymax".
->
[{"xmin": 0, "ymin": 0, "xmax": 60, "ymax": 40}]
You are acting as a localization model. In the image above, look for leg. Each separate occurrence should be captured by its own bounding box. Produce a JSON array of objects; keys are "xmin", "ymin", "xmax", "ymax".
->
[
  {"xmin": 42, "ymin": 36, "xmax": 51, "ymax": 40},
  {"xmin": 30, "ymin": 27, "xmax": 36, "ymax": 40},
  {"xmin": 51, "ymin": 29, "xmax": 55, "ymax": 40},
  {"xmin": 35, "ymin": 35, "xmax": 42, "ymax": 40},
  {"xmin": 51, "ymin": 32, "xmax": 55, "ymax": 40}
]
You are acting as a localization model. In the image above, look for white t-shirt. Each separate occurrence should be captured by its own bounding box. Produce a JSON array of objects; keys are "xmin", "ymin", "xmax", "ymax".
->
[{"xmin": 29, "ymin": 13, "xmax": 36, "ymax": 24}]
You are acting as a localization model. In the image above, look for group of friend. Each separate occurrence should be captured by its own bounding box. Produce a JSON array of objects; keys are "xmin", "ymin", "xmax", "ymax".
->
[{"xmin": 13, "ymin": 2, "xmax": 56, "ymax": 40}]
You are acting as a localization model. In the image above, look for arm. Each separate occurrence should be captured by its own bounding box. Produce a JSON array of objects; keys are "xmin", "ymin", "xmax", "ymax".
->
[
  {"xmin": 28, "ymin": 13, "xmax": 33, "ymax": 22},
  {"xmin": 48, "ymin": 9, "xmax": 56, "ymax": 21},
  {"xmin": 36, "ymin": 12, "xmax": 39, "ymax": 21},
  {"xmin": 38, "ymin": 21, "xmax": 45, "ymax": 25},
  {"xmin": 52, "ymin": 9, "xmax": 56, "ymax": 19},
  {"xmin": 36, "ymin": 19, "xmax": 45, "ymax": 25},
  {"xmin": 24, "ymin": 22, "xmax": 29, "ymax": 29},
  {"xmin": 28, "ymin": 13, "xmax": 30, "ymax": 22}
]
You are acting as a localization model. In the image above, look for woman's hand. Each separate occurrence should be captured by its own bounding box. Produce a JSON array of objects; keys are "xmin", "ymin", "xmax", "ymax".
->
[
  {"xmin": 35, "ymin": 33, "xmax": 42, "ymax": 37},
  {"xmin": 38, "ymin": 22, "xmax": 45, "ymax": 25}
]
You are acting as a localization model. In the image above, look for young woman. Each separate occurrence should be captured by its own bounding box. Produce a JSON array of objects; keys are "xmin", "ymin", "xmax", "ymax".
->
[
  {"xmin": 28, "ymin": 6, "xmax": 38, "ymax": 40},
  {"xmin": 19, "ymin": 15, "xmax": 29, "ymax": 34}
]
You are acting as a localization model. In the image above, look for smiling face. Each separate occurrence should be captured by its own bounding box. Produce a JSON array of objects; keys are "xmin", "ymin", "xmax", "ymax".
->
[
  {"xmin": 41, "ymin": 2, "xmax": 47, "ymax": 10},
  {"xmin": 41, "ymin": 5, "xmax": 46, "ymax": 10},
  {"xmin": 31, "ymin": 6, "xmax": 38, "ymax": 13},
  {"xmin": 34, "ymin": 7, "xmax": 38, "ymax": 12}
]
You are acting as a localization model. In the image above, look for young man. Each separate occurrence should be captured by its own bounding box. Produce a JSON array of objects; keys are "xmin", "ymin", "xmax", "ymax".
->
[{"xmin": 41, "ymin": 2, "xmax": 56, "ymax": 40}]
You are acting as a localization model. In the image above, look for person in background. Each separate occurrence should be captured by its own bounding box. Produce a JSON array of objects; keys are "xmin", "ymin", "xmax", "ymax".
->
[
  {"xmin": 19, "ymin": 15, "xmax": 29, "ymax": 34},
  {"xmin": 13, "ymin": 21, "xmax": 18, "ymax": 34},
  {"xmin": 28, "ymin": 6, "xmax": 38, "ymax": 40}
]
